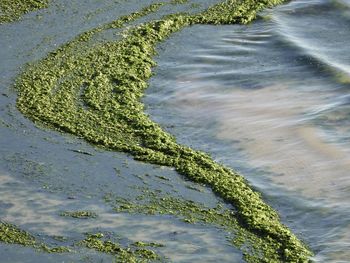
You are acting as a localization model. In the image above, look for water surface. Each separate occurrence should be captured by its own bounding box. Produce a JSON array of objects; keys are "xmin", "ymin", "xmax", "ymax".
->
[
  {"xmin": 146, "ymin": 0, "xmax": 350, "ymax": 261},
  {"xmin": 1, "ymin": 0, "xmax": 349, "ymax": 262}
]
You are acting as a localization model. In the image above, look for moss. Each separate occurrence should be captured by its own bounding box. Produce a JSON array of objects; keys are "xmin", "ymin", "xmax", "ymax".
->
[
  {"xmin": 15, "ymin": 0, "xmax": 313, "ymax": 262},
  {"xmin": 59, "ymin": 211, "xmax": 98, "ymax": 219},
  {"xmin": 0, "ymin": 222, "xmax": 70, "ymax": 253},
  {"xmin": 80, "ymin": 233, "xmax": 162, "ymax": 262},
  {"xmin": 0, "ymin": 0, "xmax": 49, "ymax": 24}
]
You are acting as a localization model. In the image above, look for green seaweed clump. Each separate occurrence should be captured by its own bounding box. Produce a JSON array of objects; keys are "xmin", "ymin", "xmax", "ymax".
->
[
  {"xmin": 15, "ymin": 0, "xmax": 312, "ymax": 261},
  {"xmin": 81, "ymin": 233, "xmax": 162, "ymax": 262},
  {"xmin": 0, "ymin": 221, "xmax": 70, "ymax": 253},
  {"xmin": 0, "ymin": 222, "xmax": 36, "ymax": 246},
  {"xmin": 0, "ymin": 0, "xmax": 49, "ymax": 24},
  {"xmin": 60, "ymin": 210, "xmax": 98, "ymax": 219}
]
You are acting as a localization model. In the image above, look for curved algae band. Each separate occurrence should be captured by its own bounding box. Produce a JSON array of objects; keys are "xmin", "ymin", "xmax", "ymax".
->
[
  {"xmin": 0, "ymin": 0, "xmax": 49, "ymax": 24},
  {"xmin": 15, "ymin": 0, "xmax": 312, "ymax": 261}
]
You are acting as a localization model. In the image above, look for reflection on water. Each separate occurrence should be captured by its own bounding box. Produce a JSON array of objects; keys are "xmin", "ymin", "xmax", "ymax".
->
[
  {"xmin": 0, "ymin": 173, "xmax": 241, "ymax": 262},
  {"xmin": 146, "ymin": 0, "xmax": 350, "ymax": 261},
  {"xmin": 174, "ymin": 85, "xmax": 350, "ymax": 203}
]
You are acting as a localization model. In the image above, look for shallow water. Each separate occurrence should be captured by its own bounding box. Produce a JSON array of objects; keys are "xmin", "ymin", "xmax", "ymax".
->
[
  {"xmin": 1, "ymin": 0, "xmax": 349, "ymax": 262},
  {"xmin": 0, "ymin": 0, "xmax": 242, "ymax": 262},
  {"xmin": 146, "ymin": 0, "xmax": 350, "ymax": 261}
]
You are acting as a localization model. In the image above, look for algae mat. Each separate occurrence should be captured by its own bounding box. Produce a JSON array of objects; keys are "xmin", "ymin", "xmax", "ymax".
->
[
  {"xmin": 0, "ymin": 0, "xmax": 49, "ymax": 24},
  {"xmin": 1, "ymin": 0, "xmax": 312, "ymax": 262}
]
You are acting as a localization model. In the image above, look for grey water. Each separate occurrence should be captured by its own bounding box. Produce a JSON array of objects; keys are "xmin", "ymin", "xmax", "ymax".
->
[
  {"xmin": 146, "ymin": 0, "xmax": 350, "ymax": 262},
  {"xmin": 0, "ymin": 0, "xmax": 349, "ymax": 262}
]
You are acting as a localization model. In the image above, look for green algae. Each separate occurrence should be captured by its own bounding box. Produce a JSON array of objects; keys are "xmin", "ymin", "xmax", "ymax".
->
[
  {"xmin": 0, "ymin": 0, "xmax": 49, "ymax": 24},
  {"xmin": 59, "ymin": 210, "xmax": 98, "ymax": 219},
  {"xmin": 170, "ymin": 0, "xmax": 189, "ymax": 4},
  {"xmin": 80, "ymin": 233, "xmax": 163, "ymax": 262},
  {"xmin": 0, "ymin": 222, "xmax": 164, "ymax": 261},
  {"xmin": 132, "ymin": 241, "xmax": 165, "ymax": 248},
  {"xmin": 14, "ymin": 0, "xmax": 312, "ymax": 262},
  {"xmin": 0, "ymin": 222, "xmax": 70, "ymax": 253},
  {"xmin": 0, "ymin": 222, "xmax": 36, "ymax": 247},
  {"xmin": 110, "ymin": 189, "xmax": 285, "ymax": 262}
]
